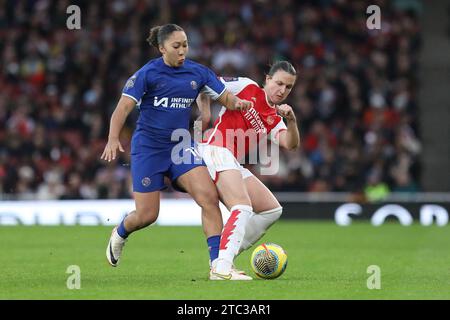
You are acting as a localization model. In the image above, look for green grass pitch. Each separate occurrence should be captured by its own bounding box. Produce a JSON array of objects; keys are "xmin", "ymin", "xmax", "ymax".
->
[{"xmin": 1, "ymin": 221, "xmax": 449, "ymax": 299}]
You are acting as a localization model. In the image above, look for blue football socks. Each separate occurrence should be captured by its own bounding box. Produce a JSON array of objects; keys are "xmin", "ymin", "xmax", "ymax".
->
[
  {"xmin": 117, "ymin": 219, "xmax": 129, "ymax": 239},
  {"xmin": 207, "ymin": 235, "xmax": 221, "ymax": 263}
]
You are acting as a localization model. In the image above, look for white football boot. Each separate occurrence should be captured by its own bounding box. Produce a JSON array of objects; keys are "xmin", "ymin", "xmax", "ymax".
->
[
  {"xmin": 231, "ymin": 265, "xmax": 247, "ymax": 275},
  {"xmin": 106, "ymin": 227, "xmax": 127, "ymax": 267},
  {"xmin": 210, "ymin": 259, "xmax": 247, "ymax": 276},
  {"xmin": 209, "ymin": 269, "xmax": 253, "ymax": 280}
]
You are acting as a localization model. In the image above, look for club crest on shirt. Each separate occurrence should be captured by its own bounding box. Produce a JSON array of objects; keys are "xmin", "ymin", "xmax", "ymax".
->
[
  {"xmin": 190, "ymin": 80, "xmax": 198, "ymax": 90},
  {"xmin": 155, "ymin": 82, "xmax": 166, "ymax": 90},
  {"xmin": 125, "ymin": 75, "xmax": 136, "ymax": 89},
  {"xmin": 141, "ymin": 177, "xmax": 151, "ymax": 187},
  {"xmin": 267, "ymin": 116, "xmax": 274, "ymax": 125}
]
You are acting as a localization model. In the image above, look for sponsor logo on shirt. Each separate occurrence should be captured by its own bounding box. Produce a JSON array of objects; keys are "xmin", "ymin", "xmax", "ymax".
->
[
  {"xmin": 244, "ymin": 107, "xmax": 267, "ymax": 133},
  {"xmin": 153, "ymin": 97, "xmax": 195, "ymax": 109}
]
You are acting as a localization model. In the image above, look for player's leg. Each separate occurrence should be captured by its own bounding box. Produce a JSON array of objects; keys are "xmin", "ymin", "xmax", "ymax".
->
[
  {"xmin": 174, "ymin": 166, "xmax": 253, "ymax": 280},
  {"xmin": 106, "ymin": 151, "xmax": 166, "ymax": 267},
  {"xmin": 170, "ymin": 152, "xmax": 227, "ymax": 278},
  {"xmin": 239, "ymin": 174, "xmax": 283, "ymax": 253},
  {"xmin": 175, "ymin": 166, "xmax": 223, "ymax": 238},
  {"xmin": 212, "ymin": 169, "xmax": 253, "ymax": 278},
  {"xmin": 121, "ymin": 151, "xmax": 168, "ymax": 233},
  {"xmin": 106, "ymin": 191, "xmax": 161, "ymax": 267},
  {"xmin": 195, "ymin": 144, "xmax": 253, "ymax": 279},
  {"xmin": 122, "ymin": 191, "xmax": 161, "ymax": 232}
]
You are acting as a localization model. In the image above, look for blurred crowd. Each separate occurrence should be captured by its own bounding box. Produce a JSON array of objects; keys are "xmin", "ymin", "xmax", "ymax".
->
[{"xmin": 0, "ymin": 0, "xmax": 423, "ymax": 201}]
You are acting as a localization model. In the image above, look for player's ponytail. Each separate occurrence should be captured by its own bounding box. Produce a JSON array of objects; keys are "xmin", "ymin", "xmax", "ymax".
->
[
  {"xmin": 146, "ymin": 24, "xmax": 184, "ymax": 50},
  {"xmin": 147, "ymin": 26, "xmax": 161, "ymax": 49}
]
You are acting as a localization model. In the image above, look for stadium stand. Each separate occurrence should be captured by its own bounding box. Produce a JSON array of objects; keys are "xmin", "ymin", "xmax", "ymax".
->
[{"xmin": 0, "ymin": 0, "xmax": 422, "ymax": 200}]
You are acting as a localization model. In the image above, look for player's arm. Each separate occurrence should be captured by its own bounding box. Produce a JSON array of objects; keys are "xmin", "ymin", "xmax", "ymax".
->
[
  {"xmin": 201, "ymin": 68, "xmax": 252, "ymax": 112},
  {"xmin": 196, "ymin": 92, "xmax": 212, "ymax": 131},
  {"xmin": 276, "ymin": 104, "xmax": 300, "ymax": 151},
  {"xmin": 217, "ymin": 89, "xmax": 253, "ymax": 111},
  {"xmin": 101, "ymin": 96, "xmax": 136, "ymax": 162}
]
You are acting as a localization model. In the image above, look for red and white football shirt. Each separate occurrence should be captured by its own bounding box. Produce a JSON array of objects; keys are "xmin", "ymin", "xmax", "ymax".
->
[{"xmin": 203, "ymin": 77, "xmax": 287, "ymax": 159}]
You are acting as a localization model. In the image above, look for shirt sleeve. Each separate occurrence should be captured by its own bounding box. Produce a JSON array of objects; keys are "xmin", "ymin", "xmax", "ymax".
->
[
  {"xmin": 269, "ymin": 116, "xmax": 287, "ymax": 144},
  {"xmin": 200, "ymin": 67, "xmax": 226, "ymax": 100},
  {"xmin": 220, "ymin": 77, "xmax": 259, "ymax": 95},
  {"xmin": 122, "ymin": 69, "xmax": 147, "ymax": 103}
]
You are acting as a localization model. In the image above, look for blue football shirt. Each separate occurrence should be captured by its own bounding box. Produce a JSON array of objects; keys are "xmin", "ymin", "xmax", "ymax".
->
[{"xmin": 122, "ymin": 57, "xmax": 225, "ymax": 148}]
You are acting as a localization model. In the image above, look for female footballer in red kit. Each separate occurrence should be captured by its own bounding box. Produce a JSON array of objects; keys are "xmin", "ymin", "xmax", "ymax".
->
[{"xmin": 197, "ymin": 61, "xmax": 300, "ymax": 279}]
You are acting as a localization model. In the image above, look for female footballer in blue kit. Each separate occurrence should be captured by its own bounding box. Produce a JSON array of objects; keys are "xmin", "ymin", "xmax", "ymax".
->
[{"xmin": 101, "ymin": 24, "xmax": 253, "ymax": 280}]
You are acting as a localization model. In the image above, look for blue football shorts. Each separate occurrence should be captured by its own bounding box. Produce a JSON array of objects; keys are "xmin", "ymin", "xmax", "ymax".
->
[{"xmin": 131, "ymin": 137, "xmax": 205, "ymax": 193}]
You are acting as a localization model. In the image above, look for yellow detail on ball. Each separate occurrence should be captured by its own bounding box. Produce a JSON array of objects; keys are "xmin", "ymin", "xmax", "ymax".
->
[{"xmin": 250, "ymin": 243, "xmax": 288, "ymax": 279}]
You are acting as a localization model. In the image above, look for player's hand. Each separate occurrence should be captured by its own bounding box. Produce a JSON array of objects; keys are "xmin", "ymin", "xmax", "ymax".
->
[
  {"xmin": 101, "ymin": 138, "xmax": 124, "ymax": 162},
  {"xmin": 234, "ymin": 98, "xmax": 253, "ymax": 111},
  {"xmin": 276, "ymin": 104, "xmax": 296, "ymax": 122}
]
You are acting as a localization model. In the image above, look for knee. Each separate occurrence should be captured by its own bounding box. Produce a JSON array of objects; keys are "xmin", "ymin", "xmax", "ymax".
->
[
  {"xmin": 195, "ymin": 188, "xmax": 220, "ymax": 209},
  {"xmin": 223, "ymin": 186, "xmax": 252, "ymax": 207},
  {"xmin": 260, "ymin": 206, "xmax": 283, "ymax": 220}
]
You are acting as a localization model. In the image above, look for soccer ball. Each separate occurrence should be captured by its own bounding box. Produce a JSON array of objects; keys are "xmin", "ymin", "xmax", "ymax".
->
[{"xmin": 250, "ymin": 243, "xmax": 288, "ymax": 279}]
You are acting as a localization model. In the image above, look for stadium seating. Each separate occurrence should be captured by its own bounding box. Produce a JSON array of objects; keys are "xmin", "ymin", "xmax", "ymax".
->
[{"xmin": 0, "ymin": 0, "xmax": 422, "ymax": 200}]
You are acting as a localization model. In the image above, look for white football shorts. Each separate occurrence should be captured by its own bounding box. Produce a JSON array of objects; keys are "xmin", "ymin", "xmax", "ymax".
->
[{"xmin": 197, "ymin": 144, "xmax": 253, "ymax": 182}]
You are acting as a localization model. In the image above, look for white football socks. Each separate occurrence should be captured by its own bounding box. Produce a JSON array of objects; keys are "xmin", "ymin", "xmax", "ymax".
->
[
  {"xmin": 239, "ymin": 207, "xmax": 283, "ymax": 253},
  {"xmin": 215, "ymin": 204, "xmax": 253, "ymax": 274}
]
